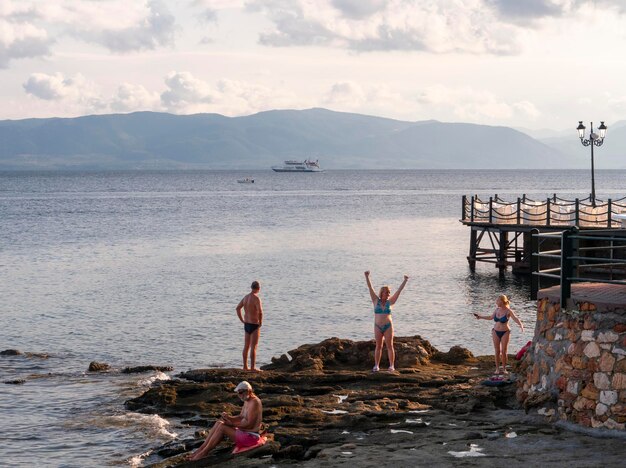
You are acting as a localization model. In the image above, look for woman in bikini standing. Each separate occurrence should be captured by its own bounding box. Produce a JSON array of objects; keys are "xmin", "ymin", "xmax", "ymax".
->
[
  {"xmin": 474, "ymin": 294, "xmax": 524, "ymax": 375},
  {"xmin": 364, "ymin": 271, "xmax": 409, "ymax": 372}
]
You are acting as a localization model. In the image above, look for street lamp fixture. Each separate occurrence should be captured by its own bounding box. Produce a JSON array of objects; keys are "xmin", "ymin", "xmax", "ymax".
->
[{"xmin": 577, "ymin": 121, "xmax": 607, "ymax": 207}]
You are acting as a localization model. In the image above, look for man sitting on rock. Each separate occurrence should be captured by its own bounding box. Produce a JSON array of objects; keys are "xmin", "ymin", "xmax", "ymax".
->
[{"xmin": 189, "ymin": 381, "xmax": 264, "ymax": 460}]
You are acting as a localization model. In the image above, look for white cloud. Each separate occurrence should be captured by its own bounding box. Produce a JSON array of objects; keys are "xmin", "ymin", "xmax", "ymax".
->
[
  {"xmin": 23, "ymin": 72, "xmax": 97, "ymax": 101},
  {"xmin": 0, "ymin": 0, "xmax": 177, "ymax": 68},
  {"xmin": 322, "ymin": 81, "xmax": 410, "ymax": 118},
  {"xmin": 161, "ymin": 71, "xmax": 303, "ymax": 114},
  {"xmin": 0, "ymin": 17, "xmax": 52, "ymax": 68},
  {"xmin": 23, "ymin": 73, "xmax": 162, "ymax": 115},
  {"xmin": 247, "ymin": 0, "xmax": 523, "ymax": 54},
  {"xmin": 247, "ymin": 0, "xmax": 626, "ymax": 55},
  {"xmin": 65, "ymin": 0, "xmax": 177, "ymax": 53},
  {"xmin": 111, "ymin": 83, "xmax": 161, "ymax": 112},
  {"xmin": 416, "ymin": 85, "xmax": 541, "ymax": 123},
  {"xmin": 330, "ymin": 0, "xmax": 387, "ymax": 19},
  {"xmin": 161, "ymin": 71, "xmax": 217, "ymax": 110},
  {"xmin": 324, "ymin": 81, "xmax": 366, "ymax": 104},
  {"xmin": 22, "ymin": 72, "xmax": 106, "ymax": 115}
]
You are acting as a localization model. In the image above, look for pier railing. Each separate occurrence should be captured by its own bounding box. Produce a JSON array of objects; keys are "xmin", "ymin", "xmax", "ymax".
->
[
  {"xmin": 531, "ymin": 228, "xmax": 626, "ymax": 307},
  {"xmin": 462, "ymin": 194, "xmax": 626, "ymax": 228}
]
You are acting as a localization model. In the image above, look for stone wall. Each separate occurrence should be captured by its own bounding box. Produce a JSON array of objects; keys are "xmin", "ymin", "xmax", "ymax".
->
[{"xmin": 517, "ymin": 291, "xmax": 626, "ymax": 430}]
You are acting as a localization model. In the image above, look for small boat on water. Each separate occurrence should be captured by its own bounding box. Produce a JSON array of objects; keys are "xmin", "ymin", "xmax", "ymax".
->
[
  {"xmin": 237, "ymin": 177, "xmax": 255, "ymax": 183},
  {"xmin": 271, "ymin": 159, "xmax": 323, "ymax": 173}
]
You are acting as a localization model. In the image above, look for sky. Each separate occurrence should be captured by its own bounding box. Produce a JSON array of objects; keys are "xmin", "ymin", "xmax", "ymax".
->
[{"xmin": 2, "ymin": 0, "xmax": 626, "ymax": 130}]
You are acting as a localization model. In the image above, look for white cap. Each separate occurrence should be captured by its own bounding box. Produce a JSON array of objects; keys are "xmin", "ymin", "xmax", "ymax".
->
[{"xmin": 234, "ymin": 381, "xmax": 252, "ymax": 393}]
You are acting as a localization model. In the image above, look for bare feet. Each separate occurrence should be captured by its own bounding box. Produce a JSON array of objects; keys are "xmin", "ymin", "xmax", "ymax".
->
[{"xmin": 251, "ymin": 367, "xmax": 263, "ymax": 372}]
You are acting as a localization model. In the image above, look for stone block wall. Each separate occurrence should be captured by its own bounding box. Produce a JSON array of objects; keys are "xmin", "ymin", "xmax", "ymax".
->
[{"xmin": 518, "ymin": 295, "xmax": 626, "ymax": 430}]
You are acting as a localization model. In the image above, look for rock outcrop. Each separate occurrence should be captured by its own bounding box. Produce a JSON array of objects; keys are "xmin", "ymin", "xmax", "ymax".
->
[
  {"xmin": 123, "ymin": 336, "xmax": 625, "ymax": 467},
  {"xmin": 88, "ymin": 361, "xmax": 111, "ymax": 372}
]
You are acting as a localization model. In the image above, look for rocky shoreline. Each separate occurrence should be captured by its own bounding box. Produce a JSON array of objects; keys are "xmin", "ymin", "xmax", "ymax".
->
[{"xmin": 125, "ymin": 336, "xmax": 625, "ymax": 467}]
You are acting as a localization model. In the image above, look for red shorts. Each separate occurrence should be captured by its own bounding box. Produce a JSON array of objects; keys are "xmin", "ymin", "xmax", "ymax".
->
[{"xmin": 235, "ymin": 429, "xmax": 260, "ymax": 448}]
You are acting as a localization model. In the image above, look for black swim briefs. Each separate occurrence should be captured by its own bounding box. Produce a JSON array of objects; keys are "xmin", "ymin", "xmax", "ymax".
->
[{"xmin": 244, "ymin": 322, "xmax": 261, "ymax": 334}]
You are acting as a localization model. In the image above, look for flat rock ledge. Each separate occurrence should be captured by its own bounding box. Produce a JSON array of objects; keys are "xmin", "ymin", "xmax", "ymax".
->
[{"xmin": 126, "ymin": 336, "xmax": 625, "ymax": 467}]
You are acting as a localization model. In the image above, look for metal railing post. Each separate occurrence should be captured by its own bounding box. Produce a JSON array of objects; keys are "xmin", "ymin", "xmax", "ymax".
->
[
  {"xmin": 462, "ymin": 195, "xmax": 467, "ymax": 221},
  {"xmin": 560, "ymin": 228, "xmax": 575, "ymax": 310},
  {"xmin": 489, "ymin": 197, "xmax": 493, "ymax": 223},
  {"xmin": 575, "ymin": 198, "xmax": 580, "ymax": 226},
  {"xmin": 530, "ymin": 228, "xmax": 539, "ymax": 300},
  {"xmin": 546, "ymin": 198, "xmax": 551, "ymax": 226},
  {"xmin": 470, "ymin": 196, "xmax": 475, "ymax": 222},
  {"xmin": 608, "ymin": 199, "xmax": 612, "ymax": 228},
  {"xmin": 517, "ymin": 197, "xmax": 521, "ymax": 224}
]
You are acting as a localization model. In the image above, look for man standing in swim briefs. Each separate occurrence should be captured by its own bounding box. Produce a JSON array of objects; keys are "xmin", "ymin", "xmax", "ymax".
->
[{"xmin": 236, "ymin": 280, "xmax": 263, "ymax": 371}]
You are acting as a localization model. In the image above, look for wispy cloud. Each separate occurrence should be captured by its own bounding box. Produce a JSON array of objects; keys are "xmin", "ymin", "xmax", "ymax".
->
[
  {"xmin": 416, "ymin": 85, "xmax": 541, "ymax": 122},
  {"xmin": 246, "ymin": 0, "xmax": 626, "ymax": 54},
  {"xmin": 247, "ymin": 0, "xmax": 522, "ymax": 54},
  {"xmin": 0, "ymin": 0, "xmax": 178, "ymax": 69},
  {"xmin": 0, "ymin": 4, "xmax": 52, "ymax": 68}
]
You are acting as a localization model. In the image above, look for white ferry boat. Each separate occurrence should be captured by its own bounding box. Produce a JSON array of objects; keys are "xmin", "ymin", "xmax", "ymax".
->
[{"xmin": 271, "ymin": 159, "xmax": 323, "ymax": 173}]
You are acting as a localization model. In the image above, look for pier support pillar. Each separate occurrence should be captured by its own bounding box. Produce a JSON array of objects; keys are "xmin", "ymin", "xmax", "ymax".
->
[
  {"xmin": 467, "ymin": 228, "xmax": 477, "ymax": 271},
  {"xmin": 497, "ymin": 231, "xmax": 508, "ymax": 273}
]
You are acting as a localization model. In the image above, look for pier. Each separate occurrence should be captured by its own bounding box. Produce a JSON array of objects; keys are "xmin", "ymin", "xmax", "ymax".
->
[{"xmin": 461, "ymin": 194, "xmax": 626, "ymax": 273}]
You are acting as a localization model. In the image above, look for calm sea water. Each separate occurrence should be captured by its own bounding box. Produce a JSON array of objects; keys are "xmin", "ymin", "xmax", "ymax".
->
[{"xmin": 1, "ymin": 169, "xmax": 625, "ymax": 466}]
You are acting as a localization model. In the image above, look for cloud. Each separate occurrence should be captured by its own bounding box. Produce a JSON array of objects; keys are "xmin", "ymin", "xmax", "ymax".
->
[
  {"xmin": 322, "ymin": 81, "xmax": 409, "ymax": 118},
  {"xmin": 23, "ymin": 73, "xmax": 162, "ymax": 115},
  {"xmin": 487, "ymin": 0, "xmax": 568, "ymax": 22},
  {"xmin": 0, "ymin": 0, "xmax": 177, "ymax": 68},
  {"xmin": 247, "ymin": 0, "xmax": 522, "ymax": 54},
  {"xmin": 161, "ymin": 71, "xmax": 217, "ymax": 110},
  {"xmin": 161, "ymin": 71, "xmax": 303, "ymax": 114},
  {"xmin": 72, "ymin": 0, "xmax": 177, "ymax": 53},
  {"xmin": 416, "ymin": 85, "xmax": 541, "ymax": 122},
  {"xmin": 247, "ymin": 0, "xmax": 626, "ymax": 54},
  {"xmin": 111, "ymin": 83, "xmax": 161, "ymax": 112},
  {"xmin": 330, "ymin": 0, "xmax": 388, "ymax": 19},
  {"xmin": 22, "ymin": 72, "xmax": 106, "ymax": 113},
  {"xmin": 24, "ymin": 73, "xmax": 91, "ymax": 100},
  {"xmin": 0, "ymin": 16, "xmax": 52, "ymax": 68},
  {"xmin": 190, "ymin": 0, "xmax": 218, "ymax": 22}
]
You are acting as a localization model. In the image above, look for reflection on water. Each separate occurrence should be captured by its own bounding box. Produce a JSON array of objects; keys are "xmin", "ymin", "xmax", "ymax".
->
[{"xmin": 1, "ymin": 169, "xmax": 624, "ymax": 466}]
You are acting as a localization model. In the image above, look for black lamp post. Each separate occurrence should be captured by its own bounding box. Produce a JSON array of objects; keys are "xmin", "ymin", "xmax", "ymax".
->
[{"xmin": 577, "ymin": 121, "xmax": 607, "ymax": 207}]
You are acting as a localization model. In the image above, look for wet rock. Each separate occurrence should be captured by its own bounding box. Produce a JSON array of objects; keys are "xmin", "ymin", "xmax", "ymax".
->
[
  {"xmin": 132, "ymin": 336, "xmax": 626, "ymax": 468},
  {"xmin": 522, "ymin": 391, "xmax": 554, "ymax": 412},
  {"xmin": 261, "ymin": 336, "xmax": 437, "ymax": 372},
  {"xmin": 4, "ymin": 379, "xmax": 26, "ymax": 385},
  {"xmin": 1, "ymin": 349, "xmax": 49, "ymax": 359},
  {"xmin": 274, "ymin": 444, "xmax": 305, "ymax": 459},
  {"xmin": 122, "ymin": 365, "xmax": 174, "ymax": 374},
  {"xmin": 433, "ymin": 346, "xmax": 475, "ymax": 364},
  {"xmin": 28, "ymin": 353, "xmax": 49, "ymax": 359},
  {"xmin": 88, "ymin": 361, "xmax": 111, "ymax": 372}
]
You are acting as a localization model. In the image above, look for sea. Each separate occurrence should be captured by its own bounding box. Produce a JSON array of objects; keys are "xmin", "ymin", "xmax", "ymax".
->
[{"xmin": 1, "ymin": 169, "xmax": 625, "ymax": 467}]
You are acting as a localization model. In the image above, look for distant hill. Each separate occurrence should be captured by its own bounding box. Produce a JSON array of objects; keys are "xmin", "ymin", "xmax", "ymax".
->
[
  {"xmin": 0, "ymin": 108, "xmax": 585, "ymax": 170},
  {"xmin": 540, "ymin": 122, "xmax": 626, "ymax": 170}
]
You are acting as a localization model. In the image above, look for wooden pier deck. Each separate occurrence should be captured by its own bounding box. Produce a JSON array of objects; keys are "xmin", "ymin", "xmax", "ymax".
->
[{"xmin": 461, "ymin": 194, "xmax": 626, "ymax": 273}]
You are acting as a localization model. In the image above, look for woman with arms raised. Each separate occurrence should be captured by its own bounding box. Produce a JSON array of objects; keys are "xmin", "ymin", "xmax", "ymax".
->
[{"xmin": 364, "ymin": 271, "xmax": 409, "ymax": 372}]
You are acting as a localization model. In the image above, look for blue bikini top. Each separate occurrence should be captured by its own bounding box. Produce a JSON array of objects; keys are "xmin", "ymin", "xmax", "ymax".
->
[
  {"xmin": 375, "ymin": 300, "xmax": 392, "ymax": 315},
  {"xmin": 493, "ymin": 312, "xmax": 509, "ymax": 323}
]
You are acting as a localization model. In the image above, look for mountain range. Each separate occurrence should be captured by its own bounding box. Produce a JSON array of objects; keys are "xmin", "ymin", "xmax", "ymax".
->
[{"xmin": 0, "ymin": 108, "xmax": 623, "ymax": 170}]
